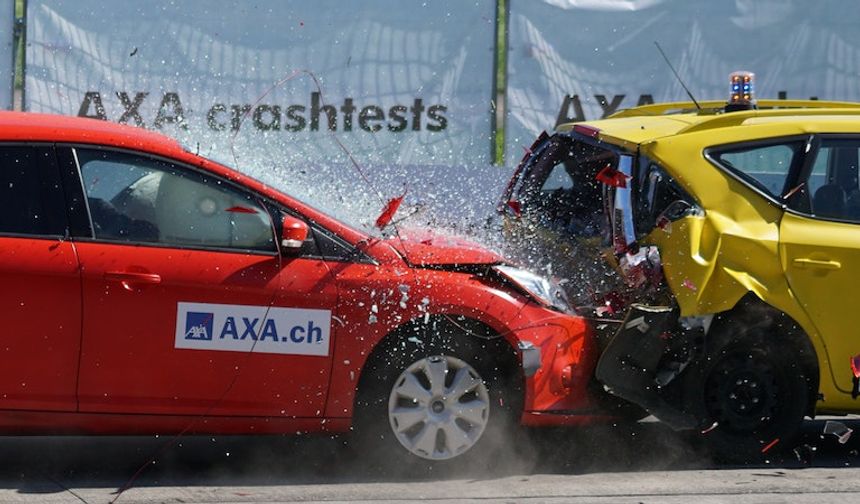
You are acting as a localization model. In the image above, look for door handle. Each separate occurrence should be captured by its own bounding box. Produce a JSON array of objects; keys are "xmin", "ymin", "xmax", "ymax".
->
[
  {"xmin": 104, "ymin": 271, "xmax": 162, "ymax": 291},
  {"xmin": 792, "ymin": 258, "xmax": 842, "ymax": 270}
]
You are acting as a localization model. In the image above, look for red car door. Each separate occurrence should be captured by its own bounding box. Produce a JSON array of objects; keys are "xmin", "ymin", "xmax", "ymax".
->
[
  {"xmin": 0, "ymin": 144, "xmax": 81, "ymax": 412},
  {"xmin": 67, "ymin": 147, "xmax": 337, "ymax": 418}
]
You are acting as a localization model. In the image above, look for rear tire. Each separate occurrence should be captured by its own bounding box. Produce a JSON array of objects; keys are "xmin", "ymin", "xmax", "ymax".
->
[{"xmin": 690, "ymin": 338, "xmax": 808, "ymax": 463}]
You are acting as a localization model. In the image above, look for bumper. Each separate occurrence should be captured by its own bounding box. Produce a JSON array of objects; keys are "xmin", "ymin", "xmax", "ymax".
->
[
  {"xmin": 595, "ymin": 304, "xmax": 704, "ymax": 430},
  {"xmin": 508, "ymin": 303, "xmax": 602, "ymax": 425}
]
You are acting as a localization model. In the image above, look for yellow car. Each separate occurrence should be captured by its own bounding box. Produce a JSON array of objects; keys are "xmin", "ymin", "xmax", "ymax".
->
[{"xmin": 500, "ymin": 83, "xmax": 860, "ymax": 461}]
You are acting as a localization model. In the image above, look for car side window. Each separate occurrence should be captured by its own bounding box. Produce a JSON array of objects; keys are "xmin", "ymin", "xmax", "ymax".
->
[
  {"xmin": 540, "ymin": 163, "xmax": 574, "ymax": 192},
  {"xmin": 76, "ymin": 148, "xmax": 276, "ymax": 252},
  {"xmin": 709, "ymin": 142, "xmax": 803, "ymax": 200},
  {"xmin": 515, "ymin": 135, "xmax": 610, "ymax": 238},
  {"xmin": 0, "ymin": 145, "xmax": 66, "ymax": 237},
  {"xmin": 803, "ymin": 139, "xmax": 860, "ymax": 221}
]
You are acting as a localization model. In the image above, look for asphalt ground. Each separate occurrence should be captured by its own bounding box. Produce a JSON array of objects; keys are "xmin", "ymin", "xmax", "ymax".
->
[{"xmin": 1, "ymin": 417, "xmax": 859, "ymax": 503}]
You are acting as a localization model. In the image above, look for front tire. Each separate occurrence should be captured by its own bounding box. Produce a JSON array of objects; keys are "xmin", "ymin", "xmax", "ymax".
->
[
  {"xmin": 352, "ymin": 321, "xmax": 522, "ymax": 469},
  {"xmin": 387, "ymin": 354, "xmax": 491, "ymax": 460}
]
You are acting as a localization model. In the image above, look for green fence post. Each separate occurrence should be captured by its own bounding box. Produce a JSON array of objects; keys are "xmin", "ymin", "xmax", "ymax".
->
[{"xmin": 491, "ymin": 0, "xmax": 509, "ymax": 166}]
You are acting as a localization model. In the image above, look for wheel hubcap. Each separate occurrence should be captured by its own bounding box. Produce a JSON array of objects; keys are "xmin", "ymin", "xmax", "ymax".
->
[
  {"xmin": 387, "ymin": 355, "xmax": 490, "ymax": 460},
  {"xmin": 705, "ymin": 350, "xmax": 778, "ymax": 433}
]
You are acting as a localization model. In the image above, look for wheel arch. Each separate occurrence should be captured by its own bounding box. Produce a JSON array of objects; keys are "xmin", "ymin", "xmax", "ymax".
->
[{"xmin": 708, "ymin": 293, "xmax": 820, "ymax": 417}]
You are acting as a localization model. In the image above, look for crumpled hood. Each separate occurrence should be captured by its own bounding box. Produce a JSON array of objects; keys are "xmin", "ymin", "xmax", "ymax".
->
[{"xmin": 388, "ymin": 230, "xmax": 503, "ymax": 267}]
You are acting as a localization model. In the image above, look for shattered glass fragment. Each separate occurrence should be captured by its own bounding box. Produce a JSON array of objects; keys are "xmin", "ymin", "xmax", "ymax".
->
[
  {"xmin": 398, "ymin": 284, "xmax": 410, "ymax": 309},
  {"xmin": 823, "ymin": 420, "xmax": 853, "ymax": 444},
  {"xmin": 419, "ymin": 297, "xmax": 430, "ymax": 310},
  {"xmin": 700, "ymin": 421, "xmax": 718, "ymax": 434},
  {"xmin": 793, "ymin": 443, "xmax": 816, "ymax": 464},
  {"xmin": 624, "ymin": 316, "xmax": 649, "ymax": 334}
]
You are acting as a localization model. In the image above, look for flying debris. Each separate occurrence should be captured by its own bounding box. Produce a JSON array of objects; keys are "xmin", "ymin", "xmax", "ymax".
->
[
  {"xmin": 823, "ymin": 420, "xmax": 853, "ymax": 444},
  {"xmin": 375, "ymin": 192, "xmax": 406, "ymax": 229}
]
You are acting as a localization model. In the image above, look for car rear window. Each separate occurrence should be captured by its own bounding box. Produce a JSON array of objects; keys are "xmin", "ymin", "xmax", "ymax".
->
[
  {"xmin": 0, "ymin": 146, "xmax": 66, "ymax": 237},
  {"xmin": 708, "ymin": 141, "xmax": 804, "ymax": 199}
]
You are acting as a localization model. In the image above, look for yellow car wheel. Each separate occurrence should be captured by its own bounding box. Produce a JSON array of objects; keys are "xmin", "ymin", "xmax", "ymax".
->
[{"xmin": 698, "ymin": 339, "xmax": 808, "ymax": 463}]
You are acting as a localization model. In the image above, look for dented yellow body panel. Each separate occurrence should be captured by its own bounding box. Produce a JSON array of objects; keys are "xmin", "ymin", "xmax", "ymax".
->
[{"xmin": 566, "ymin": 103, "xmax": 860, "ymax": 412}]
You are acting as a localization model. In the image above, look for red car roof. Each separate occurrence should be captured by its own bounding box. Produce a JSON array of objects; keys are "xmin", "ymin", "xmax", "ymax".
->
[
  {"xmin": 0, "ymin": 111, "xmax": 373, "ymax": 245},
  {"xmin": 0, "ymin": 111, "xmax": 187, "ymax": 157}
]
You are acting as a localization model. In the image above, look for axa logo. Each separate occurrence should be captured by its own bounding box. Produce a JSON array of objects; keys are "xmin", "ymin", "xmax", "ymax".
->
[
  {"xmin": 175, "ymin": 302, "xmax": 331, "ymax": 357},
  {"xmin": 185, "ymin": 312, "xmax": 214, "ymax": 341},
  {"xmin": 217, "ymin": 316, "xmax": 324, "ymax": 344}
]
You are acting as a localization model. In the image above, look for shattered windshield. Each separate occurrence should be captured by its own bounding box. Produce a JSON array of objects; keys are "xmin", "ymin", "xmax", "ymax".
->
[
  {"xmin": 501, "ymin": 134, "xmax": 629, "ymax": 309},
  {"xmin": 194, "ymin": 149, "xmax": 383, "ymax": 237}
]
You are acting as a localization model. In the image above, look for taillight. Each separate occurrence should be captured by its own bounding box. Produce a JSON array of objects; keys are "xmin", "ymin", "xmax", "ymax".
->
[{"xmin": 573, "ymin": 124, "xmax": 601, "ymax": 139}]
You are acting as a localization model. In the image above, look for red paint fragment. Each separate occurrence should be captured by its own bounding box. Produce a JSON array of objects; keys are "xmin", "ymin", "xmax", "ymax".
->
[
  {"xmin": 851, "ymin": 354, "xmax": 860, "ymax": 378},
  {"xmin": 761, "ymin": 437, "xmax": 780, "ymax": 453},
  {"xmin": 506, "ymin": 200, "xmax": 522, "ymax": 217},
  {"xmin": 573, "ymin": 124, "xmax": 601, "ymax": 138},
  {"xmin": 594, "ymin": 290, "xmax": 626, "ymax": 316},
  {"xmin": 522, "ymin": 145, "xmax": 533, "ymax": 157},
  {"xmin": 225, "ymin": 206, "xmax": 257, "ymax": 214},
  {"xmin": 375, "ymin": 193, "xmax": 406, "ymax": 229},
  {"xmin": 682, "ymin": 278, "xmax": 697, "ymax": 292},
  {"xmin": 596, "ymin": 164, "xmax": 629, "ymax": 188}
]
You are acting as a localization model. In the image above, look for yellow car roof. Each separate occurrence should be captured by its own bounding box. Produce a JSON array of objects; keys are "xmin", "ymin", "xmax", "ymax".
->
[{"xmin": 557, "ymin": 99, "xmax": 860, "ymax": 147}]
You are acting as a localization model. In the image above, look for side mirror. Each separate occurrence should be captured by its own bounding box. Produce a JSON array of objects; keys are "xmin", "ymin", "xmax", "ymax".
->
[
  {"xmin": 657, "ymin": 199, "xmax": 701, "ymax": 223},
  {"xmin": 281, "ymin": 215, "xmax": 309, "ymax": 252}
]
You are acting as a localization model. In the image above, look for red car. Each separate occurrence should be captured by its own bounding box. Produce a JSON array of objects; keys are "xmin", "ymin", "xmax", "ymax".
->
[{"xmin": 0, "ymin": 111, "xmax": 601, "ymax": 463}]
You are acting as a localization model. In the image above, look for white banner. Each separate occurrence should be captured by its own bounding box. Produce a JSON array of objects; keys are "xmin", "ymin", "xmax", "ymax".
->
[
  {"xmin": 506, "ymin": 0, "xmax": 860, "ymax": 164},
  {"xmin": 0, "ymin": 0, "xmax": 12, "ymax": 110},
  {"xmin": 25, "ymin": 1, "xmax": 496, "ymax": 194}
]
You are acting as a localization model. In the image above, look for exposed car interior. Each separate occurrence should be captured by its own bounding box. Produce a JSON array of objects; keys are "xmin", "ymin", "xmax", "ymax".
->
[{"xmin": 78, "ymin": 149, "xmax": 275, "ymax": 251}]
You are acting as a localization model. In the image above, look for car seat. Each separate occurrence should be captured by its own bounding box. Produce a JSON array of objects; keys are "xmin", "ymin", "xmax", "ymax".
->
[
  {"xmin": 813, "ymin": 184, "xmax": 845, "ymax": 219},
  {"xmin": 154, "ymin": 171, "xmax": 272, "ymax": 249}
]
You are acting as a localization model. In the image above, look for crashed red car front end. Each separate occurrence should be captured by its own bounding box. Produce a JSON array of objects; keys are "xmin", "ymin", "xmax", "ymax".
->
[{"xmin": 323, "ymin": 231, "xmax": 602, "ymax": 426}]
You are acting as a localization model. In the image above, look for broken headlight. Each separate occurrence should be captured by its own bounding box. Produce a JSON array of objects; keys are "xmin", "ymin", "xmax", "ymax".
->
[{"xmin": 493, "ymin": 265, "xmax": 571, "ymax": 313}]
